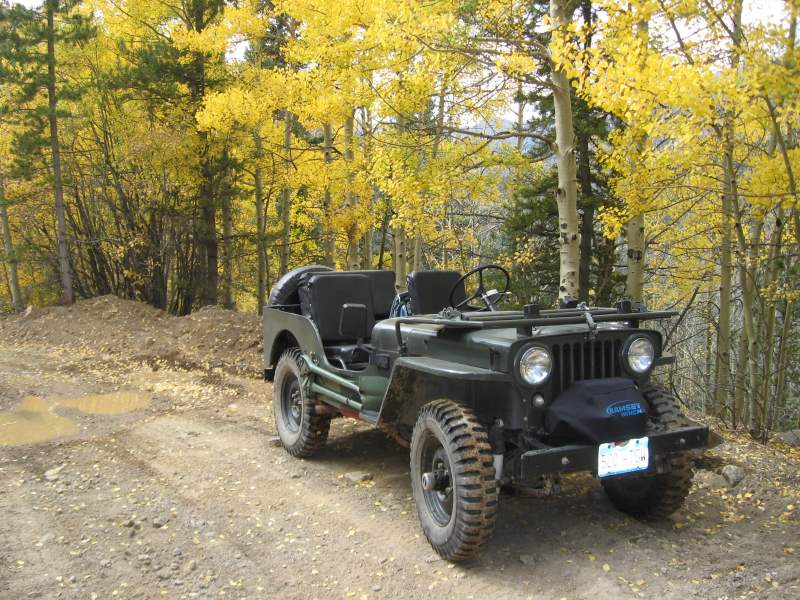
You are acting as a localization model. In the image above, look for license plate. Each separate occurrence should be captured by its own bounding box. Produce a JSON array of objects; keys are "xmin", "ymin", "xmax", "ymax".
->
[{"xmin": 597, "ymin": 437, "xmax": 649, "ymax": 477}]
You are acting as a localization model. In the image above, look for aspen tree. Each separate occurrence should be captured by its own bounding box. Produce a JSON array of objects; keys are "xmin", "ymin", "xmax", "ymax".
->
[
  {"xmin": 0, "ymin": 174, "xmax": 23, "ymax": 312},
  {"xmin": 280, "ymin": 115, "xmax": 293, "ymax": 276},
  {"xmin": 322, "ymin": 123, "xmax": 335, "ymax": 267},
  {"xmin": 549, "ymin": 0, "xmax": 581, "ymax": 300}
]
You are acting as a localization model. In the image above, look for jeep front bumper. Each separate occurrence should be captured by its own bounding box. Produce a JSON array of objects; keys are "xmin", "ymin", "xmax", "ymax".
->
[{"xmin": 518, "ymin": 425, "xmax": 709, "ymax": 481}]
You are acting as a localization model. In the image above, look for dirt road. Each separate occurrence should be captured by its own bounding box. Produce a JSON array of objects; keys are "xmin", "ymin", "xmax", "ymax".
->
[{"xmin": 1, "ymin": 305, "xmax": 798, "ymax": 599}]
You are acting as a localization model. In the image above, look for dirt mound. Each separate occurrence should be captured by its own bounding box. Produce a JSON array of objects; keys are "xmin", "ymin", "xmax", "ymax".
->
[{"xmin": 0, "ymin": 295, "xmax": 262, "ymax": 377}]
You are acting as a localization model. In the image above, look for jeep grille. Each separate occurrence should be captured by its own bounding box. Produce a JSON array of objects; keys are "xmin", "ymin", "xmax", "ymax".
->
[{"xmin": 551, "ymin": 338, "xmax": 624, "ymax": 396}]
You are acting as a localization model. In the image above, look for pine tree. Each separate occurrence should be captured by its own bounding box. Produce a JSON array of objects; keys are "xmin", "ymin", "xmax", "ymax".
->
[{"xmin": 0, "ymin": 0, "xmax": 93, "ymax": 304}]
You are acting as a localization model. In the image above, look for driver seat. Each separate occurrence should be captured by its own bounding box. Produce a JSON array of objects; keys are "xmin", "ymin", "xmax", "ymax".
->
[{"xmin": 407, "ymin": 270, "xmax": 467, "ymax": 315}]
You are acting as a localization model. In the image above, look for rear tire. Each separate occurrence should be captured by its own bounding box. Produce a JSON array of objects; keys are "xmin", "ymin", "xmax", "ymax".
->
[
  {"xmin": 273, "ymin": 349, "xmax": 330, "ymax": 458},
  {"xmin": 601, "ymin": 384, "xmax": 693, "ymax": 518},
  {"xmin": 410, "ymin": 400, "xmax": 498, "ymax": 561}
]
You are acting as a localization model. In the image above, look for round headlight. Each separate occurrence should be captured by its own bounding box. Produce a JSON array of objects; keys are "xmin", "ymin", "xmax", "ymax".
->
[
  {"xmin": 519, "ymin": 346, "xmax": 552, "ymax": 386},
  {"xmin": 626, "ymin": 336, "xmax": 654, "ymax": 373}
]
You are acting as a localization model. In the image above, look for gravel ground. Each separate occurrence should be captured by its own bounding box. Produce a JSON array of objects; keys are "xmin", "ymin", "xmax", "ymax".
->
[{"xmin": 0, "ymin": 298, "xmax": 798, "ymax": 599}]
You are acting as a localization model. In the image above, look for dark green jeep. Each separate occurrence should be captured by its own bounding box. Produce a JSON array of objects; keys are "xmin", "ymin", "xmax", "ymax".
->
[{"xmin": 262, "ymin": 264, "xmax": 709, "ymax": 561}]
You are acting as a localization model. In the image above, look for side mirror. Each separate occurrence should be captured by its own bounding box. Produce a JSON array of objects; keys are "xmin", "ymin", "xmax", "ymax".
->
[{"xmin": 339, "ymin": 303, "xmax": 370, "ymax": 340}]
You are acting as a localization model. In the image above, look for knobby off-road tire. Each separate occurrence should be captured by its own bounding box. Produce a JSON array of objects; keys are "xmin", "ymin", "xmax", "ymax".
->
[
  {"xmin": 601, "ymin": 383, "xmax": 693, "ymax": 518},
  {"xmin": 410, "ymin": 400, "xmax": 498, "ymax": 561},
  {"xmin": 273, "ymin": 349, "xmax": 331, "ymax": 458}
]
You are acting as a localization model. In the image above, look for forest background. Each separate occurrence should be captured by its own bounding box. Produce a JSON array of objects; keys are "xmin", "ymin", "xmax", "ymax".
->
[{"xmin": 0, "ymin": 0, "xmax": 797, "ymax": 437}]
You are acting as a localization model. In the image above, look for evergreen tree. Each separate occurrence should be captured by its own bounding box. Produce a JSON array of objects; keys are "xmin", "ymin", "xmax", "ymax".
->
[
  {"xmin": 503, "ymin": 0, "xmax": 624, "ymax": 307},
  {"xmin": 0, "ymin": 0, "xmax": 93, "ymax": 304}
]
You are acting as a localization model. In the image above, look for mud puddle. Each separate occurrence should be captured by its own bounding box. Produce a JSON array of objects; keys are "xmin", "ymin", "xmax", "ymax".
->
[
  {"xmin": 58, "ymin": 391, "xmax": 150, "ymax": 415},
  {"xmin": 0, "ymin": 391, "xmax": 150, "ymax": 445}
]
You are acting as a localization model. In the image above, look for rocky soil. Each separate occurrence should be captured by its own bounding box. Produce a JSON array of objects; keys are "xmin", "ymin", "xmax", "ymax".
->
[{"xmin": 1, "ymin": 296, "xmax": 798, "ymax": 599}]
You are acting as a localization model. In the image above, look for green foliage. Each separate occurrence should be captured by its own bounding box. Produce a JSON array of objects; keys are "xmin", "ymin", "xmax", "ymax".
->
[{"xmin": 0, "ymin": 0, "xmax": 93, "ymax": 174}]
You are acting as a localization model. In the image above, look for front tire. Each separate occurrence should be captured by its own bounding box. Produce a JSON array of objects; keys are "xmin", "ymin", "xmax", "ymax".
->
[
  {"xmin": 410, "ymin": 400, "xmax": 498, "ymax": 561},
  {"xmin": 601, "ymin": 384, "xmax": 693, "ymax": 518},
  {"xmin": 273, "ymin": 349, "xmax": 330, "ymax": 458}
]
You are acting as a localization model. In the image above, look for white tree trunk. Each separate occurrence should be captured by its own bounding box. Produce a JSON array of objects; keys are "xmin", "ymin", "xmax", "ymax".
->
[
  {"xmin": 625, "ymin": 214, "xmax": 645, "ymax": 303},
  {"xmin": 344, "ymin": 112, "xmax": 360, "ymax": 270},
  {"xmin": 0, "ymin": 175, "xmax": 24, "ymax": 312},
  {"xmin": 549, "ymin": 0, "xmax": 581, "ymax": 301},
  {"xmin": 253, "ymin": 132, "xmax": 267, "ymax": 313},
  {"xmin": 360, "ymin": 108, "xmax": 374, "ymax": 270},
  {"xmin": 393, "ymin": 227, "xmax": 407, "ymax": 287},
  {"xmin": 221, "ymin": 190, "xmax": 234, "ymax": 309},
  {"xmin": 714, "ymin": 181, "xmax": 733, "ymax": 417},
  {"xmin": 279, "ymin": 116, "xmax": 293, "ymax": 276},
  {"xmin": 412, "ymin": 234, "xmax": 422, "ymax": 272},
  {"xmin": 624, "ymin": 20, "xmax": 649, "ymax": 305},
  {"xmin": 362, "ymin": 222, "xmax": 374, "ymax": 270},
  {"xmin": 516, "ymin": 82, "xmax": 525, "ymax": 153},
  {"xmin": 322, "ymin": 123, "xmax": 336, "ymax": 267}
]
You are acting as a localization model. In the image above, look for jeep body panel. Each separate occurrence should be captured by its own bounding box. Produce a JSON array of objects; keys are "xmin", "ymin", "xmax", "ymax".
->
[
  {"xmin": 375, "ymin": 358, "xmax": 514, "ymax": 437},
  {"xmin": 393, "ymin": 356, "xmax": 505, "ymax": 380},
  {"xmin": 263, "ymin": 292, "xmax": 709, "ymax": 482},
  {"xmin": 263, "ymin": 308, "xmax": 327, "ymax": 379},
  {"xmin": 265, "ymin": 308, "xmax": 665, "ymax": 433},
  {"xmin": 265, "ymin": 266, "xmax": 712, "ymax": 560}
]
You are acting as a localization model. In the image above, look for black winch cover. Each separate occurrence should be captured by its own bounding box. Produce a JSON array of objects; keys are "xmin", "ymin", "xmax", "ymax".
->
[{"xmin": 544, "ymin": 378, "xmax": 649, "ymax": 445}]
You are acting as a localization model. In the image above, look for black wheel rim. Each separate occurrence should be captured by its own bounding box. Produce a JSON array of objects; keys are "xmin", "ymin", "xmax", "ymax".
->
[
  {"xmin": 281, "ymin": 375, "xmax": 303, "ymax": 433},
  {"xmin": 420, "ymin": 434, "xmax": 454, "ymax": 526}
]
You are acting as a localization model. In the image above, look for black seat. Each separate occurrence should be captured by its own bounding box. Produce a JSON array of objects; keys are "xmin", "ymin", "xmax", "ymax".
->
[
  {"xmin": 407, "ymin": 270, "xmax": 467, "ymax": 315},
  {"xmin": 298, "ymin": 273, "xmax": 375, "ymax": 342},
  {"xmin": 324, "ymin": 345, "xmax": 370, "ymax": 370},
  {"xmin": 298, "ymin": 272, "xmax": 376, "ymax": 370},
  {"xmin": 348, "ymin": 270, "xmax": 396, "ymax": 318}
]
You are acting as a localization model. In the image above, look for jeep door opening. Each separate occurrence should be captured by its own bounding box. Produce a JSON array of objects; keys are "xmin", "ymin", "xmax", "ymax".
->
[{"xmin": 263, "ymin": 264, "xmax": 710, "ymax": 561}]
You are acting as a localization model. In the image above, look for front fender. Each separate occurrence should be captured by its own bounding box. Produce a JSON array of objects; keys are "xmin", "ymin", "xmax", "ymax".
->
[{"xmin": 376, "ymin": 357, "xmax": 511, "ymax": 434}]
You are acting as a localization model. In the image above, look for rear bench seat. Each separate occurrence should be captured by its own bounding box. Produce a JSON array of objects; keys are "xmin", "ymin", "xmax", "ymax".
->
[
  {"xmin": 348, "ymin": 270, "xmax": 396, "ymax": 319},
  {"xmin": 298, "ymin": 272, "xmax": 387, "ymax": 370},
  {"xmin": 298, "ymin": 269, "xmax": 396, "ymax": 321}
]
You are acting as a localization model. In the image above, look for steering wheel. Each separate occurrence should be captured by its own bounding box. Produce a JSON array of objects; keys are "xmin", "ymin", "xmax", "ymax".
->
[{"xmin": 448, "ymin": 264, "xmax": 511, "ymax": 312}]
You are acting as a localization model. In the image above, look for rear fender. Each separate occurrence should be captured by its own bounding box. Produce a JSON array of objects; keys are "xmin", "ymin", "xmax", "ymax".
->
[{"xmin": 263, "ymin": 309, "xmax": 325, "ymax": 380}]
